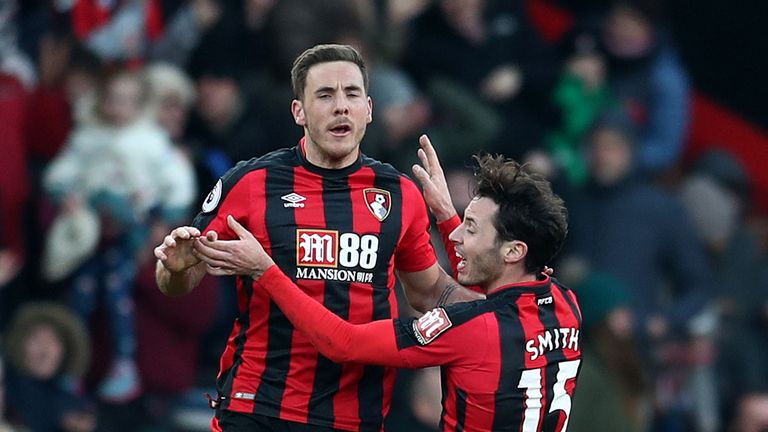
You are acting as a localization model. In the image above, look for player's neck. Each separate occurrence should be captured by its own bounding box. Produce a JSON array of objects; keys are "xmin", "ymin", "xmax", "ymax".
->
[
  {"xmin": 486, "ymin": 267, "xmax": 539, "ymax": 294},
  {"xmin": 303, "ymin": 137, "xmax": 359, "ymax": 169}
]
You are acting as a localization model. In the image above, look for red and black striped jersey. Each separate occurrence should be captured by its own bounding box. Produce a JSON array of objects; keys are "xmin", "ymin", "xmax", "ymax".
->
[
  {"xmin": 192, "ymin": 140, "xmax": 437, "ymax": 431},
  {"xmin": 393, "ymin": 276, "xmax": 582, "ymax": 432},
  {"xmin": 256, "ymin": 266, "xmax": 583, "ymax": 432}
]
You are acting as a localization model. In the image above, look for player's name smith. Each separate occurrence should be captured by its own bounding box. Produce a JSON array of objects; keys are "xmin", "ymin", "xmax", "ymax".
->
[
  {"xmin": 295, "ymin": 267, "xmax": 374, "ymax": 283},
  {"xmin": 525, "ymin": 327, "xmax": 580, "ymax": 361}
]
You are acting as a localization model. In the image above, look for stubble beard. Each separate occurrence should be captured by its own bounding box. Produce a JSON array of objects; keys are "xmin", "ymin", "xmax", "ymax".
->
[
  {"xmin": 460, "ymin": 248, "xmax": 504, "ymax": 289},
  {"xmin": 306, "ymin": 122, "xmax": 365, "ymax": 164}
]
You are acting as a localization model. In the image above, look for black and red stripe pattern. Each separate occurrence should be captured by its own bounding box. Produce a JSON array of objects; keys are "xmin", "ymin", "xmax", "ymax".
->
[
  {"xmin": 193, "ymin": 142, "xmax": 436, "ymax": 431},
  {"xmin": 394, "ymin": 277, "xmax": 582, "ymax": 432}
]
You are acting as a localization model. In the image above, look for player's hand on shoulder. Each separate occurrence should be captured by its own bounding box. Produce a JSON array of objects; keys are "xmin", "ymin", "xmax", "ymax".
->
[
  {"xmin": 154, "ymin": 226, "xmax": 201, "ymax": 272},
  {"xmin": 412, "ymin": 134, "xmax": 457, "ymax": 223}
]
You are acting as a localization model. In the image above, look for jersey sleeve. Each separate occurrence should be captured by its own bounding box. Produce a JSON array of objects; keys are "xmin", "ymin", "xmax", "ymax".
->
[
  {"xmin": 394, "ymin": 178, "xmax": 437, "ymax": 272},
  {"xmin": 393, "ymin": 306, "xmax": 487, "ymax": 369},
  {"xmin": 191, "ymin": 162, "xmax": 260, "ymax": 241},
  {"xmin": 257, "ymin": 265, "xmax": 407, "ymax": 367}
]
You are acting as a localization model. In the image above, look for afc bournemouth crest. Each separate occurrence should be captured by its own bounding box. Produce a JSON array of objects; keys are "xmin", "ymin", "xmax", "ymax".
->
[{"xmin": 363, "ymin": 188, "xmax": 391, "ymax": 222}]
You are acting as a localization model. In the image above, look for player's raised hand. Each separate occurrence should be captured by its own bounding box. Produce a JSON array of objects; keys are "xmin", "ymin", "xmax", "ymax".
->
[
  {"xmin": 412, "ymin": 134, "xmax": 457, "ymax": 223},
  {"xmin": 194, "ymin": 215, "xmax": 275, "ymax": 279},
  {"xmin": 154, "ymin": 226, "xmax": 202, "ymax": 272}
]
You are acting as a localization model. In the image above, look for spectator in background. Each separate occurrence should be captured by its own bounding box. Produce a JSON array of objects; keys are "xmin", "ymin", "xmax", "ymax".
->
[
  {"xmin": 563, "ymin": 109, "xmax": 716, "ymax": 430},
  {"xmin": 149, "ymin": 0, "xmax": 224, "ymax": 67},
  {"xmin": 566, "ymin": 109, "xmax": 712, "ymax": 341},
  {"xmin": 185, "ymin": 43, "xmax": 277, "ymax": 201},
  {"xmin": 546, "ymin": 33, "xmax": 614, "ymax": 186},
  {"xmin": 3, "ymin": 302, "xmax": 95, "ymax": 432},
  {"xmin": 145, "ymin": 61, "xmax": 197, "ymax": 150},
  {"xmin": 43, "ymin": 68, "xmax": 195, "ymax": 403},
  {"xmin": 568, "ymin": 271, "xmax": 649, "ymax": 432},
  {"xmin": 678, "ymin": 150, "xmax": 768, "ymax": 430},
  {"xmin": 56, "ymin": 0, "xmax": 165, "ymax": 63},
  {"xmin": 403, "ymin": 0, "xmax": 559, "ymax": 161},
  {"xmin": 598, "ymin": 1, "xmax": 690, "ymax": 175},
  {"xmin": 22, "ymin": 37, "xmax": 102, "ymax": 305},
  {"xmin": 25, "ymin": 35, "xmax": 102, "ymax": 171}
]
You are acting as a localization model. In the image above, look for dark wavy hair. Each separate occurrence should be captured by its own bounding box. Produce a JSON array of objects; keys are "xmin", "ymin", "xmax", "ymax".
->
[{"xmin": 473, "ymin": 154, "xmax": 568, "ymax": 273}]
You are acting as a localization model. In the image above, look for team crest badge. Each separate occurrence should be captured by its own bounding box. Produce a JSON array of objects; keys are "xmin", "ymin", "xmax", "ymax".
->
[{"xmin": 363, "ymin": 188, "xmax": 391, "ymax": 222}]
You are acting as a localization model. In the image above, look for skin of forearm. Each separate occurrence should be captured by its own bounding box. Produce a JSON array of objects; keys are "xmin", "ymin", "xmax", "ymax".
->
[
  {"xmin": 433, "ymin": 269, "xmax": 484, "ymax": 307},
  {"xmin": 155, "ymin": 260, "xmax": 205, "ymax": 297},
  {"xmin": 402, "ymin": 269, "xmax": 483, "ymax": 313}
]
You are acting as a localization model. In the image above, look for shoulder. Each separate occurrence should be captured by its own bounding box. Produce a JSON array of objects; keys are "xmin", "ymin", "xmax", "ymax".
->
[
  {"xmin": 363, "ymin": 155, "xmax": 424, "ymax": 198},
  {"xmin": 222, "ymin": 147, "xmax": 298, "ymax": 185},
  {"xmin": 400, "ymin": 300, "xmax": 494, "ymax": 347},
  {"xmin": 361, "ymin": 154, "xmax": 412, "ymax": 183}
]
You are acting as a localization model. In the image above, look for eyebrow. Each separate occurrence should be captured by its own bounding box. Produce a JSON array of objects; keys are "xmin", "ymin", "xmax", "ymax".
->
[{"xmin": 314, "ymin": 84, "xmax": 364, "ymax": 94}]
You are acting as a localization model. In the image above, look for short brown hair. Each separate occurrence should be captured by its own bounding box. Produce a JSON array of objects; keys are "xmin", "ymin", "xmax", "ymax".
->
[
  {"xmin": 291, "ymin": 44, "xmax": 368, "ymax": 100},
  {"xmin": 473, "ymin": 154, "xmax": 568, "ymax": 273}
]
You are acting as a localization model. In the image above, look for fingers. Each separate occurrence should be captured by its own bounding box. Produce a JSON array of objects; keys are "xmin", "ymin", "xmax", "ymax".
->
[
  {"xmin": 419, "ymin": 134, "xmax": 442, "ymax": 174},
  {"xmin": 171, "ymin": 226, "xmax": 200, "ymax": 240},
  {"xmin": 205, "ymin": 265, "xmax": 235, "ymax": 276},
  {"xmin": 193, "ymin": 239, "xmax": 232, "ymax": 261},
  {"xmin": 197, "ymin": 252, "xmax": 235, "ymax": 270},
  {"xmin": 154, "ymin": 246, "xmax": 167, "ymax": 260},
  {"xmin": 411, "ymin": 163, "xmax": 431, "ymax": 187},
  {"xmin": 157, "ymin": 226, "xmax": 201, "ymax": 252},
  {"xmin": 227, "ymin": 215, "xmax": 253, "ymax": 240},
  {"xmin": 163, "ymin": 235, "xmax": 177, "ymax": 248},
  {"xmin": 417, "ymin": 144, "xmax": 431, "ymax": 174}
]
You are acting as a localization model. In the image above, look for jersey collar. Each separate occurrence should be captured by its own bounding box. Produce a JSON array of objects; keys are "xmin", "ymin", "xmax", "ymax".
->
[{"xmin": 488, "ymin": 274, "xmax": 552, "ymax": 297}]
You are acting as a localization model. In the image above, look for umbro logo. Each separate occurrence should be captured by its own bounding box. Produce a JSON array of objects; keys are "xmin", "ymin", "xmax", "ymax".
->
[{"xmin": 282, "ymin": 193, "xmax": 306, "ymax": 208}]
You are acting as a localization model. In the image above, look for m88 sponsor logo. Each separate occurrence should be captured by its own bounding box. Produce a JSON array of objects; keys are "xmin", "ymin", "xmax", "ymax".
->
[{"xmin": 295, "ymin": 229, "xmax": 380, "ymax": 282}]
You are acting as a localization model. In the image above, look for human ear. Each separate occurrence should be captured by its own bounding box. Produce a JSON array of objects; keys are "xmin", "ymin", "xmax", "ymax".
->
[
  {"xmin": 366, "ymin": 96, "xmax": 373, "ymax": 123},
  {"xmin": 503, "ymin": 240, "xmax": 528, "ymax": 264},
  {"xmin": 291, "ymin": 99, "xmax": 305, "ymax": 126}
]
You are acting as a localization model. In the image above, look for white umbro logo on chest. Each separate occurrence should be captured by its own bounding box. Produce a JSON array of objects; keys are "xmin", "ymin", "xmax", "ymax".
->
[{"xmin": 282, "ymin": 193, "xmax": 306, "ymax": 208}]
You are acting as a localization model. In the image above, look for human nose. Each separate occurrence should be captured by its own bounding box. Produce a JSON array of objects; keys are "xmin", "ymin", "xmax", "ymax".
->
[
  {"xmin": 333, "ymin": 94, "xmax": 350, "ymax": 115},
  {"xmin": 448, "ymin": 225, "xmax": 461, "ymax": 243}
]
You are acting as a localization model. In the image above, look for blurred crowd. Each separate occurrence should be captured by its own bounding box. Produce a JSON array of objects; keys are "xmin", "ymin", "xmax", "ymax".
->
[{"xmin": 0, "ymin": 0, "xmax": 766, "ymax": 431}]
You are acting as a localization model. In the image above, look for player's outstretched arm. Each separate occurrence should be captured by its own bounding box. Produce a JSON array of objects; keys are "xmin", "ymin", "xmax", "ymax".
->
[
  {"xmin": 193, "ymin": 216, "xmax": 405, "ymax": 367},
  {"xmin": 154, "ymin": 226, "xmax": 206, "ymax": 297}
]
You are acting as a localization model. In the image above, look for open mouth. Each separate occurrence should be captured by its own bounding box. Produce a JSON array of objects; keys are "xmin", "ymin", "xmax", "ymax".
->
[
  {"xmin": 455, "ymin": 251, "xmax": 467, "ymax": 272},
  {"xmin": 329, "ymin": 123, "xmax": 352, "ymax": 137}
]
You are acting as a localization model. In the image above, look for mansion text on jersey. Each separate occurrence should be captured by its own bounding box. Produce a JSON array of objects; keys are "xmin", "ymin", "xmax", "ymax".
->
[{"xmin": 296, "ymin": 267, "xmax": 374, "ymax": 283}]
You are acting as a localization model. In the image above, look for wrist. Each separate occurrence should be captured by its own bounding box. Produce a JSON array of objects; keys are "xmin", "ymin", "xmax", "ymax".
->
[
  {"xmin": 436, "ymin": 214, "xmax": 461, "ymax": 231},
  {"xmin": 433, "ymin": 206, "xmax": 457, "ymax": 224},
  {"xmin": 254, "ymin": 263, "xmax": 281, "ymax": 284}
]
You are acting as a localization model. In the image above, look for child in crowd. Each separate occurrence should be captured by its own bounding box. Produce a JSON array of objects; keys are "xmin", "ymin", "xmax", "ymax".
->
[
  {"xmin": 43, "ymin": 69, "xmax": 195, "ymax": 402},
  {"xmin": 3, "ymin": 302, "xmax": 95, "ymax": 431}
]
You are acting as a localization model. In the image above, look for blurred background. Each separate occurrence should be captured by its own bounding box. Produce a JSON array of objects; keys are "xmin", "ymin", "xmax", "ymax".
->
[{"xmin": 0, "ymin": 0, "xmax": 767, "ymax": 431}]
